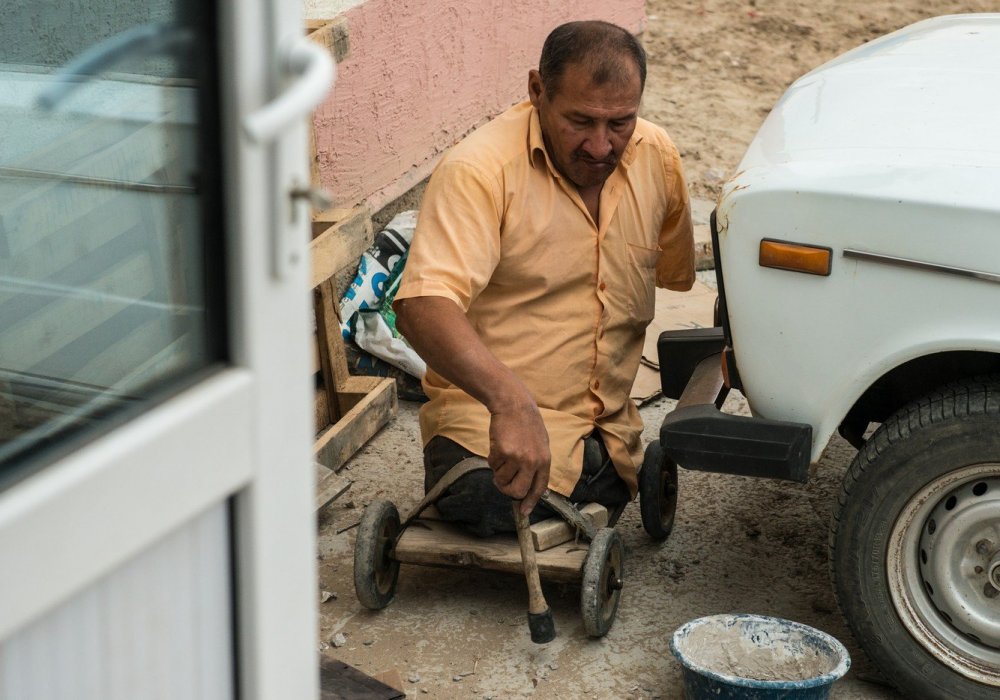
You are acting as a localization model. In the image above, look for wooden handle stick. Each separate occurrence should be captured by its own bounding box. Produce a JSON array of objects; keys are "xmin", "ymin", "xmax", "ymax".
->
[{"xmin": 512, "ymin": 501, "xmax": 556, "ymax": 643}]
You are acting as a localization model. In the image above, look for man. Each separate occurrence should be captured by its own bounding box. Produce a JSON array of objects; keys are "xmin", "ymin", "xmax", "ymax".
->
[{"xmin": 394, "ymin": 20, "xmax": 694, "ymax": 536}]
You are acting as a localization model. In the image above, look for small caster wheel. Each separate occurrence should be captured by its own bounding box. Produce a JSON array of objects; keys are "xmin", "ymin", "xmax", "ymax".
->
[
  {"xmin": 639, "ymin": 441, "xmax": 678, "ymax": 542},
  {"xmin": 353, "ymin": 500, "xmax": 401, "ymax": 610},
  {"xmin": 581, "ymin": 527, "xmax": 624, "ymax": 637}
]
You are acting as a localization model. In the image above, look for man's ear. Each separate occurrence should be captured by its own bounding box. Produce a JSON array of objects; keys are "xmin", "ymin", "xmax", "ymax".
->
[{"xmin": 528, "ymin": 69, "xmax": 543, "ymax": 108}]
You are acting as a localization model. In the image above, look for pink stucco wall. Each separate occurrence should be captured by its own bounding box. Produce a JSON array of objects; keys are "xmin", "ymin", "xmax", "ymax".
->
[{"xmin": 311, "ymin": 0, "xmax": 647, "ymax": 210}]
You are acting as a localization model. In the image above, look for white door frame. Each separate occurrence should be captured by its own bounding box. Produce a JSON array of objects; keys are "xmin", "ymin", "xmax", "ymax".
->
[{"xmin": 0, "ymin": 0, "xmax": 327, "ymax": 697}]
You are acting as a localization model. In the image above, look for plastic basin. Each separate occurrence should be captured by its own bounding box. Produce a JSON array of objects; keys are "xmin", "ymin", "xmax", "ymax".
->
[{"xmin": 670, "ymin": 614, "xmax": 851, "ymax": 700}]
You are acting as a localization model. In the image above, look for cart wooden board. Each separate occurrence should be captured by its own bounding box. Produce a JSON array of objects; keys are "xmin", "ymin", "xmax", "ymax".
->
[{"xmin": 393, "ymin": 518, "xmax": 589, "ymax": 583}]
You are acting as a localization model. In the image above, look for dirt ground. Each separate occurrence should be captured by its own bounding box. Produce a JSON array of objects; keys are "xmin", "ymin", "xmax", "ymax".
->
[{"xmin": 317, "ymin": 2, "xmax": 999, "ymax": 698}]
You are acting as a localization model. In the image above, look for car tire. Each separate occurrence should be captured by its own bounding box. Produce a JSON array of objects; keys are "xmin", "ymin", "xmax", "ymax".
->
[{"xmin": 831, "ymin": 376, "xmax": 1000, "ymax": 699}]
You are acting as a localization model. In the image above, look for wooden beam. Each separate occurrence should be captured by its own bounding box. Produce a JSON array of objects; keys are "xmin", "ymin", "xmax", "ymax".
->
[
  {"xmin": 530, "ymin": 503, "xmax": 608, "ymax": 552},
  {"xmin": 314, "ymin": 386, "xmax": 331, "ymax": 435},
  {"xmin": 336, "ymin": 375, "xmax": 384, "ymax": 405},
  {"xmin": 312, "ymin": 334, "xmax": 322, "ymax": 375},
  {"xmin": 310, "ymin": 206, "xmax": 373, "ymax": 286},
  {"xmin": 311, "ymin": 206, "xmax": 355, "ymax": 238},
  {"xmin": 313, "ymin": 377, "xmax": 397, "ymax": 470},
  {"xmin": 320, "ymin": 658, "xmax": 404, "ymax": 700},
  {"xmin": 313, "ymin": 280, "xmax": 353, "ymax": 424},
  {"xmin": 315, "ymin": 462, "xmax": 352, "ymax": 512},
  {"xmin": 305, "ymin": 17, "xmax": 350, "ymax": 63},
  {"xmin": 393, "ymin": 518, "xmax": 588, "ymax": 583}
]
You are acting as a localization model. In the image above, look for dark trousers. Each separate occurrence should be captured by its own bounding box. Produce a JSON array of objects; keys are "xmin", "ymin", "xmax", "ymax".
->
[{"xmin": 424, "ymin": 432, "xmax": 630, "ymax": 537}]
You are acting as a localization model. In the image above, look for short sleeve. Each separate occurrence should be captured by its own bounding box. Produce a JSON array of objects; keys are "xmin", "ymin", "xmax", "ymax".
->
[
  {"xmin": 656, "ymin": 143, "xmax": 696, "ymax": 291},
  {"xmin": 394, "ymin": 158, "xmax": 503, "ymax": 312}
]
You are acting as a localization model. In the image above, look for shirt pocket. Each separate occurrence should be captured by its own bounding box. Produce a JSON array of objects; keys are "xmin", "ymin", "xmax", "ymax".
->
[{"xmin": 625, "ymin": 242, "xmax": 659, "ymax": 322}]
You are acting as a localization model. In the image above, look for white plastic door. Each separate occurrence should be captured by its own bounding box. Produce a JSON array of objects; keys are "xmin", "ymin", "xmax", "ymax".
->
[{"xmin": 0, "ymin": 0, "xmax": 330, "ymax": 697}]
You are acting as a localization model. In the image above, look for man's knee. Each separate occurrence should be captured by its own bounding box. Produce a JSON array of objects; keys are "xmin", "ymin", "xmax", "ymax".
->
[{"xmin": 424, "ymin": 436, "xmax": 514, "ymax": 536}]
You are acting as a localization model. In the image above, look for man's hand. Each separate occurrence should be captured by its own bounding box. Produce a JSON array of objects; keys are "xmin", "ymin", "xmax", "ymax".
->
[{"xmin": 487, "ymin": 399, "xmax": 551, "ymax": 515}]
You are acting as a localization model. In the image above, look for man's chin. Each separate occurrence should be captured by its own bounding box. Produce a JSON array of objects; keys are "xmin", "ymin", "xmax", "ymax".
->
[
  {"xmin": 569, "ymin": 170, "xmax": 613, "ymax": 189},
  {"xmin": 572, "ymin": 159, "xmax": 617, "ymax": 184}
]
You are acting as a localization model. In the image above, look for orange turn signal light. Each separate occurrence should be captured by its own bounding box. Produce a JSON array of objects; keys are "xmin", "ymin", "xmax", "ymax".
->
[{"xmin": 759, "ymin": 239, "xmax": 832, "ymax": 276}]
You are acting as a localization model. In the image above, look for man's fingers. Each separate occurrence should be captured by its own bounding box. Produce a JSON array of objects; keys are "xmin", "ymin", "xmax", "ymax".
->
[
  {"xmin": 491, "ymin": 460, "xmax": 516, "ymax": 488},
  {"xmin": 493, "ymin": 468, "xmax": 532, "ymax": 500},
  {"xmin": 519, "ymin": 471, "xmax": 548, "ymax": 515}
]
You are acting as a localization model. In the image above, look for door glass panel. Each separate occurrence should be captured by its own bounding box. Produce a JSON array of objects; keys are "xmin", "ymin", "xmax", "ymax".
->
[{"xmin": 0, "ymin": 0, "xmax": 224, "ymax": 483}]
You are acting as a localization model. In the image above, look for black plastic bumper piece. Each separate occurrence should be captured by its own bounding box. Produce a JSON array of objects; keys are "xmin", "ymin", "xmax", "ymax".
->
[
  {"xmin": 659, "ymin": 355, "xmax": 813, "ymax": 483},
  {"xmin": 657, "ymin": 327, "xmax": 726, "ymax": 400}
]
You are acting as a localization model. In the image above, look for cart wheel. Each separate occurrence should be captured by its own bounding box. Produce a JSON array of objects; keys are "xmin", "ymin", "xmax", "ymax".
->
[
  {"xmin": 353, "ymin": 500, "xmax": 401, "ymax": 610},
  {"xmin": 581, "ymin": 527, "xmax": 624, "ymax": 637},
  {"xmin": 639, "ymin": 441, "xmax": 678, "ymax": 542}
]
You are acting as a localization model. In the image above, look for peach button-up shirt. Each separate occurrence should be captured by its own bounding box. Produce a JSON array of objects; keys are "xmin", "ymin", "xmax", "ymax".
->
[{"xmin": 395, "ymin": 101, "xmax": 694, "ymax": 497}]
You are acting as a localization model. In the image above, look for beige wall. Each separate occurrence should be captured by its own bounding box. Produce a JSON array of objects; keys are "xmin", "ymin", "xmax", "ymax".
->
[{"xmin": 308, "ymin": 0, "xmax": 647, "ymax": 211}]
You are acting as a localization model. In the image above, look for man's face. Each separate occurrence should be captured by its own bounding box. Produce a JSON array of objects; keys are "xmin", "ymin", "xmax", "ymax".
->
[{"xmin": 529, "ymin": 61, "xmax": 642, "ymax": 190}]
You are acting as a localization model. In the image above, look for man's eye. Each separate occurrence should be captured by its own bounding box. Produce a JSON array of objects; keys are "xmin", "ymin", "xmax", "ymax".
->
[
  {"xmin": 610, "ymin": 120, "xmax": 629, "ymax": 130},
  {"xmin": 570, "ymin": 117, "xmax": 591, "ymax": 127}
]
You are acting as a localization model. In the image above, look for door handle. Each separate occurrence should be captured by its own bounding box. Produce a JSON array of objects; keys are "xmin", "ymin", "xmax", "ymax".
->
[
  {"xmin": 37, "ymin": 23, "xmax": 194, "ymax": 110},
  {"xmin": 243, "ymin": 37, "xmax": 335, "ymax": 144}
]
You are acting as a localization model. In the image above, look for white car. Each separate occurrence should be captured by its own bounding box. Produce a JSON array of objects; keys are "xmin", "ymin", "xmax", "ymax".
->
[{"xmin": 654, "ymin": 14, "xmax": 1000, "ymax": 699}]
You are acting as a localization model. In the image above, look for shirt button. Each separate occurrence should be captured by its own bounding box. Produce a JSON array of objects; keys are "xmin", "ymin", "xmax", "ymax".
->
[
  {"xmin": 599, "ymin": 328, "xmax": 605, "ymax": 339},
  {"xmin": 599, "ymin": 281, "xmax": 607, "ymax": 292},
  {"xmin": 593, "ymin": 379, "xmax": 601, "ymax": 390}
]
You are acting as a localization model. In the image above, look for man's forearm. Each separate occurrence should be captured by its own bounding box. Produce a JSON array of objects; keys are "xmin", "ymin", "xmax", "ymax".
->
[{"xmin": 395, "ymin": 296, "xmax": 532, "ymax": 413}]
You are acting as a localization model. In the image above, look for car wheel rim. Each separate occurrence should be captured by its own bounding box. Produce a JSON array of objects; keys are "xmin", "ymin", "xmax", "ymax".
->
[{"xmin": 888, "ymin": 463, "xmax": 1000, "ymax": 686}]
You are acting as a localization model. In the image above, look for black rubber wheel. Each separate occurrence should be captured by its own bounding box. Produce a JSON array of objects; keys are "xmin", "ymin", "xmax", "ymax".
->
[
  {"xmin": 581, "ymin": 527, "xmax": 624, "ymax": 637},
  {"xmin": 831, "ymin": 377, "xmax": 1000, "ymax": 699},
  {"xmin": 639, "ymin": 441, "xmax": 678, "ymax": 542},
  {"xmin": 353, "ymin": 500, "xmax": 401, "ymax": 610}
]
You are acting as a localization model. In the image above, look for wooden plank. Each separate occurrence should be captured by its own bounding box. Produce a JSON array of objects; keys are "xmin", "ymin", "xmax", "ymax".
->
[
  {"xmin": 313, "ymin": 377, "xmax": 397, "ymax": 470},
  {"xmin": 530, "ymin": 502, "xmax": 609, "ymax": 552},
  {"xmin": 310, "ymin": 206, "xmax": 372, "ymax": 286},
  {"xmin": 311, "ymin": 207, "xmax": 355, "ymax": 235},
  {"xmin": 309, "ymin": 119, "xmax": 322, "ymax": 193},
  {"xmin": 305, "ymin": 17, "xmax": 350, "ymax": 64},
  {"xmin": 319, "ymin": 658, "xmax": 404, "ymax": 700},
  {"xmin": 314, "ymin": 387, "xmax": 331, "ymax": 435},
  {"xmin": 372, "ymin": 669, "xmax": 404, "ymax": 694},
  {"xmin": 393, "ymin": 518, "xmax": 588, "ymax": 583},
  {"xmin": 315, "ymin": 462, "xmax": 352, "ymax": 512},
  {"xmin": 337, "ymin": 375, "xmax": 383, "ymax": 404},
  {"xmin": 313, "ymin": 280, "xmax": 351, "ymax": 424}
]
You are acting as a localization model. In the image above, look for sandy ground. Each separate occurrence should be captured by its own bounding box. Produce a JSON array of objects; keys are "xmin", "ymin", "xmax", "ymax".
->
[
  {"xmin": 318, "ymin": 2, "xmax": 999, "ymax": 698},
  {"xmin": 642, "ymin": 0, "xmax": 1000, "ymax": 202}
]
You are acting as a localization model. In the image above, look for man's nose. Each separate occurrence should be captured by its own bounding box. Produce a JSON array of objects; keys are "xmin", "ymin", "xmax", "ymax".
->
[{"xmin": 581, "ymin": 126, "xmax": 613, "ymax": 160}]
